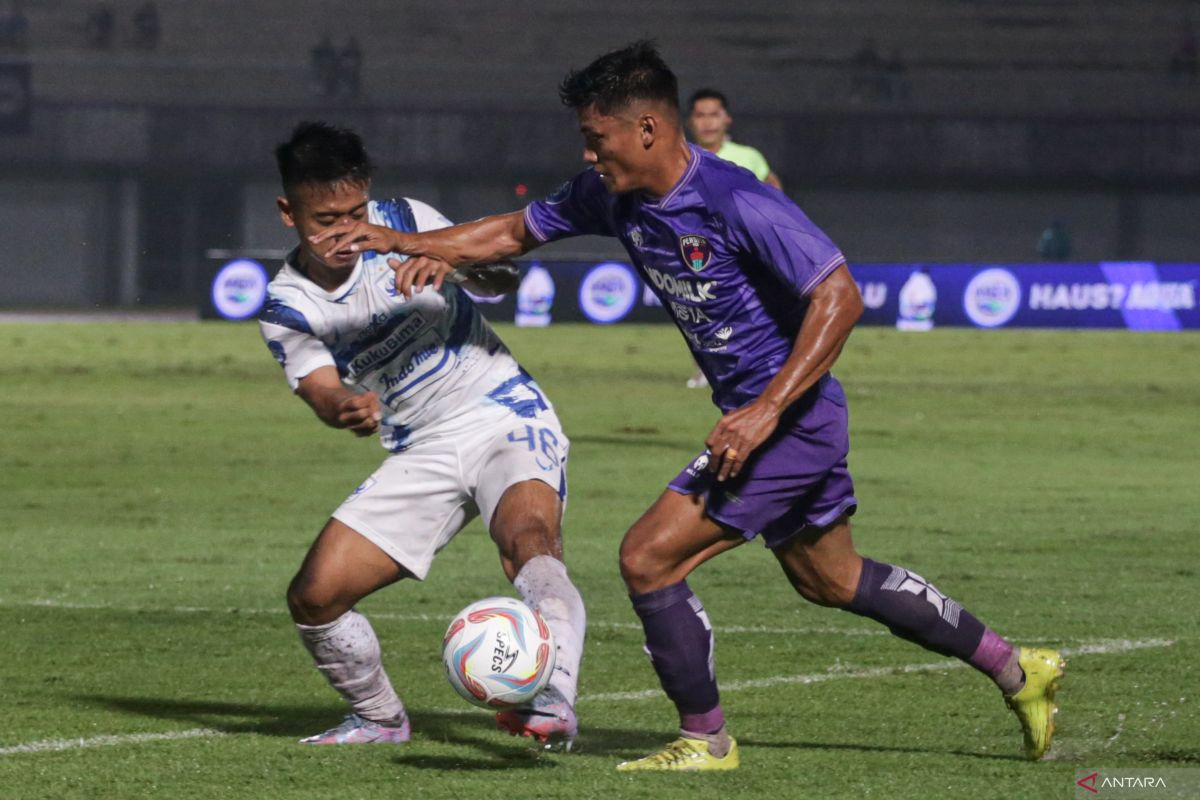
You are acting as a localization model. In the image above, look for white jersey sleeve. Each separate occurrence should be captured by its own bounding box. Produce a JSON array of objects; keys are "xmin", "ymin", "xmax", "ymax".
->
[
  {"xmin": 260, "ymin": 319, "xmax": 336, "ymax": 390},
  {"xmin": 407, "ymin": 198, "xmax": 454, "ymax": 232}
]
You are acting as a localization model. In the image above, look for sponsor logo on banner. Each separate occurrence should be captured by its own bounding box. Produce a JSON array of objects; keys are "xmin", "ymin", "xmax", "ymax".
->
[
  {"xmin": 897, "ymin": 270, "xmax": 937, "ymax": 331},
  {"xmin": 516, "ymin": 265, "xmax": 555, "ymax": 327},
  {"xmin": 579, "ymin": 262, "xmax": 638, "ymax": 323},
  {"xmin": 211, "ymin": 259, "xmax": 269, "ymax": 320},
  {"xmin": 857, "ymin": 281, "xmax": 888, "ymax": 310},
  {"xmin": 679, "ymin": 235, "xmax": 712, "ymax": 272},
  {"xmin": 1029, "ymin": 281, "xmax": 1196, "ymax": 311},
  {"xmin": 963, "ymin": 268, "xmax": 1021, "ymax": 328}
]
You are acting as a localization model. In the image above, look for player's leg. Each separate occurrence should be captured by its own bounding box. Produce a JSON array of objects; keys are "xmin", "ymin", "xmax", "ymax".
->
[
  {"xmin": 488, "ymin": 478, "xmax": 586, "ymax": 748},
  {"xmin": 615, "ymin": 489, "xmax": 745, "ymax": 771},
  {"xmin": 772, "ymin": 515, "xmax": 1064, "ymax": 759},
  {"xmin": 291, "ymin": 444, "xmax": 475, "ymax": 745},
  {"xmin": 472, "ymin": 408, "xmax": 584, "ymax": 748},
  {"xmin": 288, "ymin": 517, "xmax": 412, "ymax": 743}
]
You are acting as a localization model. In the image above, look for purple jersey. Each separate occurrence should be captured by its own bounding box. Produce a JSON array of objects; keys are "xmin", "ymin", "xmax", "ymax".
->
[{"xmin": 524, "ymin": 145, "xmax": 846, "ymax": 413}]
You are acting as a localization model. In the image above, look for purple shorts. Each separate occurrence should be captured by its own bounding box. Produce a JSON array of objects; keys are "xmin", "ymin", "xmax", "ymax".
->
[{"xmin": 668, "ymin": 375, "xmax": 858, "ymax": 549}]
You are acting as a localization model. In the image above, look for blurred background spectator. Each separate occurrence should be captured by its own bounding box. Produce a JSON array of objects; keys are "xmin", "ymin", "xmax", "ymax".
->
[
  {"xmin": 85, "ymin": 3, "xmax": 114, "ymax": 49},
  {"xmin": 340, "ymin": 35, "xmax": 362, "ymax": 98},
  {"xmin": 311, "ymin": 33, "xmax": 337, "ymax": 96},
  {"xmin": 133, "ymin": 1, "xmax": 160, "ymax": 50},
  {"xmin": 1169, "ymin": 22, "xmax": 1197, "ymax": 85},
  {"xmin": 851, "ymin": 36, "xmax": 887, "ymax": 102},
  {"xmin": 0, "ymin": 2, "xmax": 28, "ymax": 51},
  {"xmin": 1038, "ymin": 220, "xmax": 1073, "ymax": 261}
]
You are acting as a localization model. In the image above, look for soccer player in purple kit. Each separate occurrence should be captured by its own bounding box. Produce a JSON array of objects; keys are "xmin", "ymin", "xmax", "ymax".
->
[{"xmin": 310, "ymin": 41, "xmax": 1065, "ymax": 771}]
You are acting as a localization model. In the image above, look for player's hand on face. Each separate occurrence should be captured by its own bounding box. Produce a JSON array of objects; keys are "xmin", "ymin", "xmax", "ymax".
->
[
  {"xmin": 704, "ymin": 399, "xmax": 781, "ymax": 482},
  {"xmin": 337, "ymin": 391, "xmax": 382, "ymax": 436},
  {"xmin": 387, "ymin": 256, "xmax": 456, "ymax": 300},
  {"xmin": 309, "ymin": 221, "xmax": 400, "ymax": 260}
]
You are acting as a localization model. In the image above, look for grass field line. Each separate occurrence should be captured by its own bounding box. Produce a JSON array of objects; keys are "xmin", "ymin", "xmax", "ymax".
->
[
  {"xmin": 0, "ymin": 728, "xmax": 225, "ymax": 756},
  {"xmin": 0, "ymin": 638, "xmax": 1173, "ymax": 757},
  {"xmin": 582, "ymin": 637, "xmax": 1175, "ymax": 702},
  {"xmin": 6, "ymin": 597, "xmax": 893, "ymax": 638},
  {"xmin": 5, "ymin": 597, "xmax": 1111, "ymax": 642}
]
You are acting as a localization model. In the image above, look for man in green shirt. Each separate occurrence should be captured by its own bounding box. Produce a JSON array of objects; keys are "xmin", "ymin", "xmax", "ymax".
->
[{"xmin": 687, "ymin": 88, "xmax": 783, "ymax": 190}]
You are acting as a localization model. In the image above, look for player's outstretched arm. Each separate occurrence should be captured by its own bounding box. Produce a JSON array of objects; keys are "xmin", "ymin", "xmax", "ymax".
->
[
  {"xmin": 310, "ymin": 211, "xmax": 535, "ymax": 299},
  {"xmin": 705, "ymin": 264, "xmax": 862, "ymax": 481},
  {"xmin": 309, "ymin": 210, "xmax": 534, "ymax": 268},
  {"xmin": 296, "ymin": 366, "xmax": 382, "ymax": 437}
]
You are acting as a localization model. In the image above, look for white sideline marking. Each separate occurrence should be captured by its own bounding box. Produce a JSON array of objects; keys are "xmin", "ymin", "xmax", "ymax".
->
[
  {"xmin": 0, "ymin": 638, "xmax": 1173, "ymax": 756},
  {"xmin": 583, "ymin": 638, "xmax": 1175, "ymax": 702},
  {"xmin": 5, "ymin": 597, "xmax": 888, "ymax": 638},
  {"xmin": 0, "ymin": 728, "xmax": 224, "ymax": 756},
  {"xmin": 4, "ymin": 598, "xmax": 1132, "ymax": 644}
]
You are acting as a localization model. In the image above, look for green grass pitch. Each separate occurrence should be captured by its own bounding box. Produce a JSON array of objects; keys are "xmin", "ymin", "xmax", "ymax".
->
[{"xmin": 1, "ymin": 321, "xmax": 1196, "ymax": 799}]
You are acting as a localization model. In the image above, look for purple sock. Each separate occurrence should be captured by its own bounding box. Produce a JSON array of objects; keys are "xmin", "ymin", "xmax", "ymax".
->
[
  {"xmin": 630, "ymin": 581, "xmax": 725, "ymax": 734},
  {"xmin": 848, "ymin": 558, "xmax": 1012, "ymax": 682}
]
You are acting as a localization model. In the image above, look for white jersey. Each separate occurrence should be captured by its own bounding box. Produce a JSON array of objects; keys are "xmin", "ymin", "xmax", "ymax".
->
[{"xmin": 259, "ymin": 197, "xmax": 550, "ymax": 452}]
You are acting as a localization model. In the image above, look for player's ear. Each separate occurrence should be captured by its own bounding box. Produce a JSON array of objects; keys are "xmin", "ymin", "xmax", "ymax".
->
[
  {"xmin": 277, "ymin": 195, "xmax": 296, "ymax": 228},
  {"xmin": 639, "ymin": 113, "xmax": 656, "ymax": 149}
]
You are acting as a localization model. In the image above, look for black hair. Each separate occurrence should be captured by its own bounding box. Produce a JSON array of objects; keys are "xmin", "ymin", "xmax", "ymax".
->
[
  {"xmin": 558, "ymin": 40, "xmax": 679, "ymax": 116},
  {"xmin": 275, "ymin": 121, "xmax": 372, "ymax": 193},
  {"xmin": 688, "ymin": 88, "xmax": 729, "ymax": 112}
]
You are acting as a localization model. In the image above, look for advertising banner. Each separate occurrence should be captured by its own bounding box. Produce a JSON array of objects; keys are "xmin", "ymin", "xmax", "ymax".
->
[
  {"xmin": 853, "ymin": 262, "xmax": 1199, "ymax": 331},
  {"xmin": 204, "ymin": 256, "xmax": 1199, "ymax": 331}
]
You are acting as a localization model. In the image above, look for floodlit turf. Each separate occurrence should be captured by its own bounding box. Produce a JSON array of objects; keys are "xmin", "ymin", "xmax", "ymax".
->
[{"xmin": 1, "ymin": 321, "xmax": 1196, "ymax": 799}]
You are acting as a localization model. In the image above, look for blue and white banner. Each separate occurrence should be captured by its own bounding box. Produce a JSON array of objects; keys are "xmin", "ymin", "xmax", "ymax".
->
[
  {"xmin": 852, "ymin": 262, "xmax": 1199, "ymax": 331},
  {"xmin": 205, "ymin": 256, "xmax": 1200, "ymax": 330}
]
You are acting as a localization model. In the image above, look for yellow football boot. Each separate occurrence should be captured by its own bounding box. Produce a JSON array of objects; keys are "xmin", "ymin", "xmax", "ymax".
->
[
  {"xmin": 616, "ymin": 736, "xmax": 740, "ymax": 772},
  {"xmin": 1005, "ymin": 647, "xmax": 1065, "ymax": 760}
]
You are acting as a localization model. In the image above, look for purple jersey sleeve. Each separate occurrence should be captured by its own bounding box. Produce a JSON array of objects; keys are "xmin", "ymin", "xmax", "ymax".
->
[
  {"xmin": 728, "ymin": 187, "xmax": 845, "ymax": 297},
  {"xmin": 523, "ymin": 169, "xmax": 615, "ymax": 243}
]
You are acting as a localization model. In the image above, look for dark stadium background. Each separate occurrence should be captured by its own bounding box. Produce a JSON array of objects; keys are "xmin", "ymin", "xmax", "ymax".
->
[{"xmin": 2, "ymin": 0, "xmax": 1198, "ymax": 312}]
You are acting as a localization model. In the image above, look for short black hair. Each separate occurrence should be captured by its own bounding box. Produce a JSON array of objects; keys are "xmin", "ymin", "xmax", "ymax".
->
[
  {"xmin": 275, "ymin": 121, "xmax": 372, "ymax": 193},
  {"xmin": 558, "ymin": 40, "xmax": 679, "ymax": 116},
  {"xmin": 688, "ymin": 88, "xmax": 729, "ymax": 112}
]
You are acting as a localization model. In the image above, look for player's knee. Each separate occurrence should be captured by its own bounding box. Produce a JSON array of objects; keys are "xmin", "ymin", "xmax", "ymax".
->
[
  {"xmin": 783, "ymin": 552, "xmax": 861, "ymax": 608},
  {"xmin": 794, "ymin": 580, "xmax": 854, "ymax": 608},
  {"xmin": 494, "ymin": 515, "xmax": 561, "ymax": 570},
  {"xmin": 619, "ymin": 538, "xmax": 670, "ymax": 593},
  {"xmin": 286, "ymin": 573, "xmax": 349, "ymax": 626}
]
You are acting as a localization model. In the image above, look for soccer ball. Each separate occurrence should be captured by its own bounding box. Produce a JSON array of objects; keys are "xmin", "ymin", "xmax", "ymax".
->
[{"xmin": 442, "ymin": 596, "xmax": 556, "ymax": 709}]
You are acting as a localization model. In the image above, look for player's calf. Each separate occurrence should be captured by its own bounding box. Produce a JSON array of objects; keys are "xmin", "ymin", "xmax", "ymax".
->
[{"xmin": 295, "ymin": 609, "xmax": 409, "ymax": 736}]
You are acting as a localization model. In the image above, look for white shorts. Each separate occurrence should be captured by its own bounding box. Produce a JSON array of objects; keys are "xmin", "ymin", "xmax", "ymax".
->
[{"xmin": 331, "ymin": 407, "xmax": 569, "ymax": 580}]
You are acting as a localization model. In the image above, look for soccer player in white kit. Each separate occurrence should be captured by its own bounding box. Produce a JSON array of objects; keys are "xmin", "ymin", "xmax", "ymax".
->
[{"xmin": 259, "ymin": 121, "xmax": 586, "ymax": 748}]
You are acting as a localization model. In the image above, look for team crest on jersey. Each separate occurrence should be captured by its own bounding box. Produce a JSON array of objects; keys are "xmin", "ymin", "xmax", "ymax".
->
[
  {"xmin": 679, "ymin": 235, "xmax": 712, "ymax": 272},
  {"xmin": 629, "ymin": 227, "xmax": 644, "ymax": 248}
]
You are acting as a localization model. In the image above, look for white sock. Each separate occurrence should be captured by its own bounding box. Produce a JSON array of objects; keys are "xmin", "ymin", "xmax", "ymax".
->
[
  {"xmin": 296, "ymin": 609, "xmax": 406, "ymax": 724},
  {"xmin": 513, "ymin": 555, "xmax": 586, "ymax": 707}
]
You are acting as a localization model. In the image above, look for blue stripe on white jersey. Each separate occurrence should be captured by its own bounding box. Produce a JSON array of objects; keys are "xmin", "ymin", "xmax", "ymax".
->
[
  {"xmin": 258, "ymin": 197, "xmax": 548, "ymax": 451},
  {"xmin": 260, "ymin": 298, "xmax": 315, "ymax": 334}
]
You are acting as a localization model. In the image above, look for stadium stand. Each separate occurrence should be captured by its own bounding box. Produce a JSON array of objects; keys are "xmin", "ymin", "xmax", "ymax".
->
[{"xmin": 5, "ymin": 0, "xmax": 1200, "ymax": 115}]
